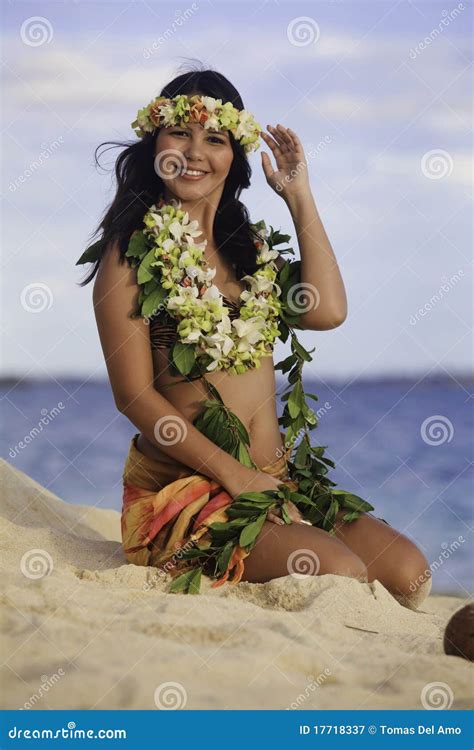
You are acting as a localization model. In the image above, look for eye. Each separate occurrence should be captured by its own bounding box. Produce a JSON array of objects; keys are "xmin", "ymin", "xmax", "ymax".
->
[{"xmin": 171, "ymin": 130, "xmax": 225, "ymax": 145}]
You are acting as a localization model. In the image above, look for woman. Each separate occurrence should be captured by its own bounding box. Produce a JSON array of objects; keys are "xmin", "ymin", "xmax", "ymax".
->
[{"xmin": 77, "ymin": 67, "xmax": 431, "ymax": 607}]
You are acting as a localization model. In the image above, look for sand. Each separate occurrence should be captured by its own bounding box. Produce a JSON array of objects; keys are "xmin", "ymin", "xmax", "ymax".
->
[{"xmin": 1, "ymin": 458, "xmax": 472, "ymax": 711}]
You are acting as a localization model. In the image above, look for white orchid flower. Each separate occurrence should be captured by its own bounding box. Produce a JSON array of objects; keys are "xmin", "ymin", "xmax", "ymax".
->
[
  {"xmin": 167, "ymin": 286, "xmax": 199, "ymax": 309},
  {"xmin": 232, "ymin": 316, "xmax": 266, "ymax": 345},
  {"xmin": 201, "ymin": 96, "xmax": 219, "ymax": 113}
]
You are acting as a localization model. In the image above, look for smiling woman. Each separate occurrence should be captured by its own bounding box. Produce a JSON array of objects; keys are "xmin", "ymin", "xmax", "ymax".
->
[{"xmin": 75, "ymin": 63, "xmax": 430, "ymax": 602}]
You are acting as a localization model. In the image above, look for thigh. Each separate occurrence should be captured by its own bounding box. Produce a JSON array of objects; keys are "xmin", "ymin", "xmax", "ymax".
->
[
  {"xmin": 241, "ymin": 520, "xmax": 368, "ymax": 584},
  {"xmin": 332, "ymin": 510, "xmax": 429, "ymax": 590}
]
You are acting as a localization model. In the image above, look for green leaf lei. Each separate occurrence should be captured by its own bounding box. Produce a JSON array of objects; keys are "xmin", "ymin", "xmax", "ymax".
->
[{"xmin": 77, "ymin": 212, "xmax": 379, "ymax": 595}]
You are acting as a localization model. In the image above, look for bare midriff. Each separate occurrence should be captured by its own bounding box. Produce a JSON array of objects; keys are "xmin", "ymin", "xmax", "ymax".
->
[{"xmin": 135, "ymin": 348, "xmax": 285, "ymax": 470}]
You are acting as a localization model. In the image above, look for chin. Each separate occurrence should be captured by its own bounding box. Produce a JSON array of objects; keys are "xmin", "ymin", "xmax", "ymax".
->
[{"xmin": 168, "ymin": 177, "xmax": 221, "ymax": 200}]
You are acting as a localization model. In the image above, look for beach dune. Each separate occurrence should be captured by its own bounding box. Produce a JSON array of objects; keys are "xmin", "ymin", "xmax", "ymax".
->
[{"xmin": 0, "ymin": 459, "xmax": 471, "ymax": 710}]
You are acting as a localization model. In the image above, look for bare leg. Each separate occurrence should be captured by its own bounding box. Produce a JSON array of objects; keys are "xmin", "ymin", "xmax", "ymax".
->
[
  {"xmin": 332, "ymin": 510, "xmax": 432, "ymax": 609},
  {"xmin": 241, "ymin": 520, "xmax": 368, "ymax": 584}
]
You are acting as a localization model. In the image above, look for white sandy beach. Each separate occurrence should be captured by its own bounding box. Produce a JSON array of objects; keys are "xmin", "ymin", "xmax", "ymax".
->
[{"xmin": 1, "ymin": 458, "xmax": 471, "ymax": 711}]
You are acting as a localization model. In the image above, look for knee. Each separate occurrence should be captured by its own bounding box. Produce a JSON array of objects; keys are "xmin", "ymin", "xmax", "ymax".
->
[
  {"xmin": 330, "ymin": 551, "xmax": 368, "ymax": 583},
  {"xmin": 389, "ymin": 544, "xmax": 432, "ymax": 609}
]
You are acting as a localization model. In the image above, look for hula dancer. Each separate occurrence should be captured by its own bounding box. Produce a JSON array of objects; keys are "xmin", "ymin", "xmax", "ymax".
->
[{"xmin": 77, "ymin": 68, "xmax": 430, "ymax": 606}]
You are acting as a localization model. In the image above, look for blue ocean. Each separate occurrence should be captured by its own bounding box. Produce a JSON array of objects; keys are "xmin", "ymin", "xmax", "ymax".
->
[{"xmin": 1, "ymin": 375, "xmax": 472, "ymax": 595}]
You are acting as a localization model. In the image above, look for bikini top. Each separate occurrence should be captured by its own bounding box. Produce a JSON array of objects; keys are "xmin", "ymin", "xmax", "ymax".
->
[{"xmin": 149, "ymin": 295, "xmax": 242, "ymax": 350}]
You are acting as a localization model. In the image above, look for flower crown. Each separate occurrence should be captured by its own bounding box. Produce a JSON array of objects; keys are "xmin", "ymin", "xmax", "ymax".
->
[{"xmin": 131, "ymin": 93, "xmax": 262, "ymax": 154}]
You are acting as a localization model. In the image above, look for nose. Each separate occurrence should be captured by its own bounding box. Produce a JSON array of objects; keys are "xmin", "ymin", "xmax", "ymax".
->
[{"xmin": 183, "ymin": 131, "xmax": 206, "ymax": 162}]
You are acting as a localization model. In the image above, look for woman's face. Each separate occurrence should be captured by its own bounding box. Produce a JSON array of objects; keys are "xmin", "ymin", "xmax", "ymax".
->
[{"xmin": 154, "ymin": 120, "xmax": 234, "ymax": 203}]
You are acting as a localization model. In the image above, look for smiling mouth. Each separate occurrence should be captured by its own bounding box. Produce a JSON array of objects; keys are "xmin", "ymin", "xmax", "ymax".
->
[{"xmin": 178, "ymin": 168, "xmax": 209, "ymax": 177}]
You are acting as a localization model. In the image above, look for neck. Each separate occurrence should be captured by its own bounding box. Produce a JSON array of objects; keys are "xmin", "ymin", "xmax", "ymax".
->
[{"xmin": 161, "ymin": 186, "xmax": 224, "ymax": 262}]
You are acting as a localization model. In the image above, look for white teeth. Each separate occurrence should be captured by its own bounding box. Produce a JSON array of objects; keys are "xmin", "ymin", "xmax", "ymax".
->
[{"xmin": 182, "ymin": 169, "xmax": 206, "ymax": 176}]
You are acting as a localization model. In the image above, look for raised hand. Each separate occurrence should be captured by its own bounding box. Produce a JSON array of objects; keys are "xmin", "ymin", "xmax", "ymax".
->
[{"xmin": 260, "ymin": 124, "xmax": 310, "ymax": 202}]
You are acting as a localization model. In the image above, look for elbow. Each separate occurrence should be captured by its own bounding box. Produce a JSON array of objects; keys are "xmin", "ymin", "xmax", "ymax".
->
[
  {"xmin": 115, "ymin": 391, "xmax": 140, "ymax": 414},
  {"xmin": 329, "ymin": 307, "xmax": 347, "ymax": 328},
  {"xmin": 299, "ymin": 307, "xmax": 347, "ymax": 331}
]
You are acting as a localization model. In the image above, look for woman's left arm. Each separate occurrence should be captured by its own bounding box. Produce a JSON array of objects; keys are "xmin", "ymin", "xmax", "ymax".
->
[{"xmin": 261, "ymin": 124, "xmax": 348, "ymax": 330}]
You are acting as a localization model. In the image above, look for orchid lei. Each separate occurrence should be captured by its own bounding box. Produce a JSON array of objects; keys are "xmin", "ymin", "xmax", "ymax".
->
[{"xmin": 124, "ymin": 198, "xmax": 282, "ymax": 377}]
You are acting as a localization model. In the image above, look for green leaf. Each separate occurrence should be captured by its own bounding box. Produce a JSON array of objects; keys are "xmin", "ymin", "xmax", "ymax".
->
[
  {"xmin": 141, "ymin": 286, "xmax": 167, "ymax": 318},
  {"xmin": 341, "ymin": 511, "xmax": 361, "ymax": 523},
  {"xmin": 331, "ymin": 490, "xmax": 374, "ymax": 513},
  {"xmin": 287, "ymin": 380, "xmax": 303, "ymax": 418},
  {"xmin": 137, "ymin": 248, "xmax": 159, "ymax": 284},
  {"xmin": 188, "ymin": 567, "xmax": 202, "ymax": 594},
  {"xmin": 217, "ymin": 541, "xmax": 235, "ymax": 574},
  {"xmin": 239, "ymin": 513, "xmax": 267, "ymax": 548},
  {"xmin": 125, "ymin": 230, "xmax": 149, "ymax": 260},
  {"xmin": 292, "ymin": 337, "xmax": 314, "ymax": 362},
  {"xmin": 169, "ymin": 567, "xmax": 202, "ymax": 594},
  {"xmin": 322, "ymin": 499, "xmax": 339, "ymax": 532},
  {"xmin": 76, "ymin": 239, "xmax": 104, "ymax": 265},
  {"xmin": 171, "ymin": 341, "xmax": 196, "ymax": 376},
  {"xmin": 237, "ymin": 441, "xmax": 254, "ymax": 468},
  {"xmin": 280, "ymin": 501, "xmax": 292, "ymax": 524}
]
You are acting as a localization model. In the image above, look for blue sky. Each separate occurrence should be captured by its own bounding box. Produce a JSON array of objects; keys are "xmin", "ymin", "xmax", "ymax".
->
[{"xmin": 2, "ymin": 0, "xmax": 472, "ymax": 380}]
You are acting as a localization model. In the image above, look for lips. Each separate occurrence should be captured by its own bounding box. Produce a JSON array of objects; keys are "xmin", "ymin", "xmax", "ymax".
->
[{"xmin": 179, "ymin": 168, "xmax": 209, "ymax": 181}]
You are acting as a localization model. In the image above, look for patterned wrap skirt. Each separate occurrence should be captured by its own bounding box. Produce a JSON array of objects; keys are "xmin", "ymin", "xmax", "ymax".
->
[{"xmin": 121, "ymin": 432, "xmax": 298, "ymax": 586}]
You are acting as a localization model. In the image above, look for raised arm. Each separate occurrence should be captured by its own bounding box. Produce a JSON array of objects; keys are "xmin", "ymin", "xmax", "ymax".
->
[{"xmin": 92, "ymin": 241, "xmax": 244, "ymax": 484}]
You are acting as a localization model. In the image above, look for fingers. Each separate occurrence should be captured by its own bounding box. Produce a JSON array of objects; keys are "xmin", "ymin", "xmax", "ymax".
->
[
  {"xmin": 270, "ymin": 124, "xmax": 293, "ymax": 152},
  {"xmin": 261, "ymin": 151, "xmax": 275, "ymax": 180},
  {"xmin": 267, "ymin": 511, "xmax": 285, "ymax": 526}
]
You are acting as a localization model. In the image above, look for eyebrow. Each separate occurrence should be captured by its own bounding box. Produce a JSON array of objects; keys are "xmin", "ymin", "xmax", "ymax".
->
[{"xmin": 173, "ymin": 125, "xmax": 228, "ymax": 136}]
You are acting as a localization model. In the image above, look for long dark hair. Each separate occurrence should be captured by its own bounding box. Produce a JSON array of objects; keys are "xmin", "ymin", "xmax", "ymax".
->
[{"xmin": 77, "ymin": 61, "xmax": 261, "ymax": 287}]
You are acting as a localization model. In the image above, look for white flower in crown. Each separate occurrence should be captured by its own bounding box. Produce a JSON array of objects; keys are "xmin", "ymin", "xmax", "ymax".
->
[
  {"xmin": 235, "ymin": 110, "xmax": 258, "ymax": 140},
  {"xmin": 158, "ymin": 103, "xmax": 177, "ymax": 126},
  {"xmin": 200, "ymin": 96, "xmax": 219, "ymax": 113}
]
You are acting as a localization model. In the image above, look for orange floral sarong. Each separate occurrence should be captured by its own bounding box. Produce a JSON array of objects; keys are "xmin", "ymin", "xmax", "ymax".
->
[{"xmin": 121, "ymin": 432, "xmax": 298, "ymax": 586}]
